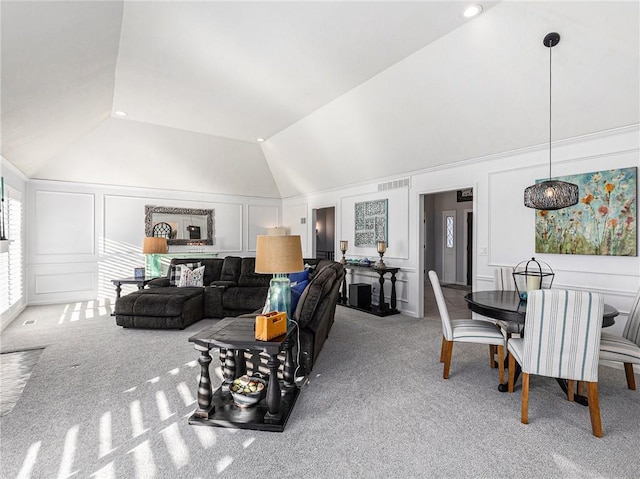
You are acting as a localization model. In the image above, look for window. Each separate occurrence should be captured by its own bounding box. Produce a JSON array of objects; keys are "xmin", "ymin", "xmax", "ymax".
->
[
  {"xmin": 446, "ymin": 215, "xmax": 454, "ymax": 248},
  {"xmin": 0, "ymin": 188, "xmax": 23, "ymax": 316}
]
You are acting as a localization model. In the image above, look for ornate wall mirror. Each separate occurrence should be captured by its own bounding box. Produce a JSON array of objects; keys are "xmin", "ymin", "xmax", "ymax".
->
[{"xmin": 145, "ymin": 205, "xmax": 214, "ymax": 245}]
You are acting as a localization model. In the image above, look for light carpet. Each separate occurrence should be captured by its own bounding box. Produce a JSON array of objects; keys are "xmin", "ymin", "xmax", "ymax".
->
[{"xmin": 0, "ymin": 300, "xmax": 639, "ymax": 478}]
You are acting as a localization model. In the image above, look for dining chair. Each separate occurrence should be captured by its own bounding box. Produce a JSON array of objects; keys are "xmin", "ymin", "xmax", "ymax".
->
[
  {"xmin": 507, "ymin": 289, "xmax": 605, "ymax": 437},
  {"xmin": 429, "ymin": 270, "xmax": 506, "ymax": 382},
  {"xmin": 599, "ymin": 287, "xmax": 640, "ymax": 390},
  {"xmin": 485, "ymin": 267, "xmax": 520, "ymax": 369},
  {"xmin": 494, "ymin": 266, "xmax": 516, "ymax": 291}
]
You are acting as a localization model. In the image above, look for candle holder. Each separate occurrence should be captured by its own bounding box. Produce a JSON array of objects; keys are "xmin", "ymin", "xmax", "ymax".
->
[
  {"xmin": 375, "ymin": 240, "xmax": 387, "ymax": 269},
  {"xmin": 512, "ymin": 257, "xmax": 554, "ymax": 300},
  {"xmin": 339, "ymin": 240, "xmax": 348, "ymax": 265}
]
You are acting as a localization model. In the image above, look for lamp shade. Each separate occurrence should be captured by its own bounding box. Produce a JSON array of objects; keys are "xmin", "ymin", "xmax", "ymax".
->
[
  {"xmin": 524, "ymin": 180, "xmax": 579, "ymax": 210},
  {"xmin": 266, "ymin": 227, "xmax": 287, "ymax": 236},
  {"xmin": 142, "ymin": 237, "xmax": 168, "ymax": 254},
  {"xmin": 255, "ymin": 235, "xmax": 304, "ymax": 274}
]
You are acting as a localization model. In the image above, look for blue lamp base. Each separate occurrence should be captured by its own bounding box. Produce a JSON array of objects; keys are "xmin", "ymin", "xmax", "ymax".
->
[{"xmin": 269, "ymin": 274, "xmax": 292, "ymax": 326}]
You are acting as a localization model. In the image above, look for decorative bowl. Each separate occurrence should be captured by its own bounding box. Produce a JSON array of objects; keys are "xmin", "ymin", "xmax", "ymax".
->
[{"xmin": 229, "ymin": 375, "xmax": 267, "ymax": 408}]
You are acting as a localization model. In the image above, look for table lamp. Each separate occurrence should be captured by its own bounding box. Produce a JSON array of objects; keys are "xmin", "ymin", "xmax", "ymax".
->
[
  {"xmin": 255, "ymin": 235, "xmax": 304, "ymax": 326},
  {"xmin": 143, "ymin": 237, "xmax": 168, "ymax": 277},
  {"xmin": 339, "ymin": 240, "xmax": 348, "ymax": 265}
]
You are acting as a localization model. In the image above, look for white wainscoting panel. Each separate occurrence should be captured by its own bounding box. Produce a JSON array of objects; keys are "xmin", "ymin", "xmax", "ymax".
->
[
  {"xmin": 29, "ymin": 263, "xmax": 98, "ymax": 304},
  {"xmin": 247, "ymin": 204, "xmax": 280, "ymax": 251},
  {"xmin": 35, "ymin": 190, "xmax": 95, "ymax": 255},
  {"xmin": 213, "ymin": 203, "xmax": 243, "ymax": 251},
  {"xmin": 104, "ymin": 195, "xmax": 146, "ymax": 253}
]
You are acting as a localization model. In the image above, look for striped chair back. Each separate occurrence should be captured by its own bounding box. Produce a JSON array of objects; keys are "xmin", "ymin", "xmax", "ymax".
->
[
  {"xmin": 622, "ymin": 288, "xmax": 640, "ymax": 347},
  {"xmin": 428, "ymin": 270, "xmax": 453, "ymax": 341},
  {"xmin": 523, "ymin": 289, "xmax": 604, "ymax": 382},
  {"xmin": 494, "ymin": 267, "xmax": 516, "ymax": 291}
]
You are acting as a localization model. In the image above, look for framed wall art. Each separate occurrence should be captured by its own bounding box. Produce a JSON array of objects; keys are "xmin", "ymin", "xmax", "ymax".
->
[
  {"xmin": 535, "ymin": 167, "xmax": 637, "ymax": 256},
  {"xmin": 354, "ymin": 199, "xmax": 388, "ymax": 247}
]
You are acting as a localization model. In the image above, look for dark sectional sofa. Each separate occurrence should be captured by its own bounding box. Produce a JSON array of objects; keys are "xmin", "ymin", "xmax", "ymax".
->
[{"xmin": 114, "ymin": 255, "xmax": 344, "ymax": 375}]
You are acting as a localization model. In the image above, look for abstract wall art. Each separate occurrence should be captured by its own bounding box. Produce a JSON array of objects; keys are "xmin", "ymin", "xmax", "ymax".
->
[
  {"xmin": 355, "ymin": 199, "xmax": 388, "ymax": 247},
  {"xmin": 535, "ymin": 167, "xmax": 637, "ymax": 256}
]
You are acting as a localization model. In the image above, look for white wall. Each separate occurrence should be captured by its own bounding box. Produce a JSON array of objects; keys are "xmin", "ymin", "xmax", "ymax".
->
[
  {"xmin": 284, "ymin": 126, "xmax": 640, "ymax": 335},
  {"xmin": 26, "ymin": 180, "xmax": 281, "ymax": 304}
]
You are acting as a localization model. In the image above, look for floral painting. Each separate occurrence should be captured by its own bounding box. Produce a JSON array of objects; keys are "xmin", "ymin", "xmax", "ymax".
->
[{"xmin": 535, "ymin": 167, "xmax": 637, "ymax": 256}]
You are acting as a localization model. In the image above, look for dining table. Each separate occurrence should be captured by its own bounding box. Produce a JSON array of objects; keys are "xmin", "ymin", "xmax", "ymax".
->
[{"xmin": 464, "ymin": 290, "xmax": 619, "ymax": 405}]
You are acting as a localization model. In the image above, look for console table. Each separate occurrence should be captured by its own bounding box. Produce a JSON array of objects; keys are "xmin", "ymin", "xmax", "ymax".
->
[
  {"xmin": 340, "ymin": 264, "xmax": 400, "ymax": 317},
  {"xmin": 188, "ymin": 316, "xmax": 300, "ymax": 432}
]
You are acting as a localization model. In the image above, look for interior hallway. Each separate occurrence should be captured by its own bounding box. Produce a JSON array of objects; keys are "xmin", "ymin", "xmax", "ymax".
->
[{"xmin": 424, "ymin": 280, "xmax": 471, "ymax": 319}]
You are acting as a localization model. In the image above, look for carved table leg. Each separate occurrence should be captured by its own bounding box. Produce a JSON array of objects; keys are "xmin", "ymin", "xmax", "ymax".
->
[
  {"xmin": 222, "ymin": 349, "xmax": 236, "ymax": 390},
  {"xmin": 264, "ymin": 352, "xmax": 282, "ymax": 422},
  {"xmin": 235, "ymin": 349, "xmax": 247, "ymax": 378},
  {"xmin": 282, "ymin": 334, "xmax": 296, "ymax": 392},
  {"xmin": 378, "ymin": 274, "xmax": 387, "ymax": 311},
  {"xmin": 194, "ymin": 345, "xmax": 214, "ymax": 418},
  {"xmin": 114, "ymin": 282, "xmax": 122, "ymax": 299},
  {"xmin": 390, "ymin": 272, "xmax": 397, "ymax": 310},
  {"xmin": 341, "ymin": 274, "xmax": 348, "ymax": 304}
]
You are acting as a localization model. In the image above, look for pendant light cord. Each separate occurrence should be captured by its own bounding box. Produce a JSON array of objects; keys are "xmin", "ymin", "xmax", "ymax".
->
[{"xmin": 548, "ymin": 40, "xmax": 553, "ymax": 181}]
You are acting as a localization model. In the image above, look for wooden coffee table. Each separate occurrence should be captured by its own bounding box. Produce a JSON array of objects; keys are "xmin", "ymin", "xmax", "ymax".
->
[{"xmin": 188, "ymin": 316, "xmax": 300, "ymax": 432}]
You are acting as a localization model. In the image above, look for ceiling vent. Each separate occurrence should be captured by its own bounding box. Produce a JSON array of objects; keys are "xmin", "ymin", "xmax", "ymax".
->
[{"xmin": 378, "ymin": 178, "xmax": 410, "ymax": 191}]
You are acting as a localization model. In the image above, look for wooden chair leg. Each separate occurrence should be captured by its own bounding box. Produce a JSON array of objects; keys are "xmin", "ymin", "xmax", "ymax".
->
[
  {"xmin": 489, "ymin": 345, "xmax": 497, "ymax": 368},
  {"xmin": 577, "ymin": 381, "xmax": 584, "ymax": 396},
  {"xmin": 521, "ymin": 372, "xmax": 530, "ymax": 424},
  {"xmin": 624, "ymin": 363, "xmax": 636, "ymax": 390},
  {"xmin": 497, "ymin": 345, "xmax": 505, "ymax": 384},
  {"xmin": 567, "ymin": 380, "xmax": 575, "ymax": 402},
  {"xmin": 508, "ymin": 353, "xmax": 516, "ymax": 392},
  {"xmin": 443, "ymin": 340, "xmax": 453, "ymax": 379},
  {"xmin": 586, "ymin": 382, "xmax": 603, "ymax": 438},
  {"xmin": 440, "ymin": 336, "xmax": 445, "ymax": 363}
]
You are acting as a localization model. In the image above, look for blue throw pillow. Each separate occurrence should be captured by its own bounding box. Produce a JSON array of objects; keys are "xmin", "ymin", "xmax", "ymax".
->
[
  {"xmin": 289, "ymin": 269, "xmax": 309, "ymax": 285},
  {"xmin": 291, "ymin": 280, "xmax": 309, "ymax": 313}
]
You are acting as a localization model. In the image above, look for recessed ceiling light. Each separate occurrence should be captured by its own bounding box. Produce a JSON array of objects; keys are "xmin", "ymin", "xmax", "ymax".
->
[
  {"xmin": 114, "ymin": 110, "xmax": 128, "ymax": 117},
  {"xmin": 463, "ymin": 4, "xmax": 483, "ymax": 18},
  {"xmin": 257, "ymin": 138, "xmax": 265, "ymax": 142}
]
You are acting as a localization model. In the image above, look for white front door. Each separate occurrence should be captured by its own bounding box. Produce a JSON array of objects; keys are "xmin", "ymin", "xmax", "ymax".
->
[{"xmin": 443, "ymin": 210, "xmax": 456, "ymax": 284}]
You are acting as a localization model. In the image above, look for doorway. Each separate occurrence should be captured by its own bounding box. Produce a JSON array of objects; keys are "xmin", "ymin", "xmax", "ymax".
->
[
  {"xmin": 421, "ymin": 189, "xmax": 474, "ymax": 315},
  {"xmin": 313, "ymin": 207, "xmax": 335, "ymax": 260}
]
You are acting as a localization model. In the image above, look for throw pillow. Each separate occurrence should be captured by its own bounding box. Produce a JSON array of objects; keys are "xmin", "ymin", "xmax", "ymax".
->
[
  {"xmin": 178, "ymin": 265, "xmax": 205, "ymax": 287},
  {"xmin": 291, "ymin": 279, "xmax": 309, "ymax": 314},
  {"xmin": 289, "ymin": 269, "xmax": 309, "ymax": 285},
  {"xmin": 169, "ymin": 262, "xmax": 202, "ymax": 286}
]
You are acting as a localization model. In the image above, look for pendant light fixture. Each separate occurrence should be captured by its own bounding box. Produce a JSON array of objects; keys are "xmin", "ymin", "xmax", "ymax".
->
[{"xmin": 524, "ymin": 32, "xmax": 579, "ymax": 211}]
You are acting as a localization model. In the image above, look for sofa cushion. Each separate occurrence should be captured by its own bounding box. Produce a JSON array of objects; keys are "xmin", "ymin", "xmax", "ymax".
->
[
  {"xmin": 238, "ymin": 258, "xmax": 272, "ymax": 287},
  {"xmin": 169, "ymin": 262, "xmax": 201, "ymax": 286},
  {"xmin": 220, "ymin": 256, "xmax": 242, "ymax": 283},
  {"xmin": 115, "ymin": 287, "xmax": 203, "ymax": 317},
  {"xmin": 200, "ymin": 259, "xmax": 224, "ymax": 285}
]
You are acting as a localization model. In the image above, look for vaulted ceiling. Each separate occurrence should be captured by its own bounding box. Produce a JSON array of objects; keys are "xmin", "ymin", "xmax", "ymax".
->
[{"xmin": 1, "ymin": 1, "xmax": 638, "ymax": 198}]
